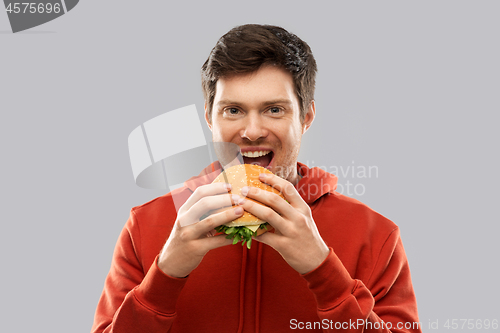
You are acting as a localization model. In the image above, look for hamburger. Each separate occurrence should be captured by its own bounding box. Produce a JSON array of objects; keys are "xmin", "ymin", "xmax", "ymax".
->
[{"xmin": 212, "ymin": 164, "xmax": 285, "ymax": 249}]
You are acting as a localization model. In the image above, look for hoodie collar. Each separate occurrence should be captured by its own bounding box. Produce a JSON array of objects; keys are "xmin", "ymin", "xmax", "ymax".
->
[{"xmin": 296, "ymin": 162, "xmax": 338, "ymax": 204}]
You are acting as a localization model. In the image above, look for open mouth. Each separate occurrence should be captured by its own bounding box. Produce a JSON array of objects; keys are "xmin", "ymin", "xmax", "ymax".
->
[{"xmin": 241, "ymin": 150, "xmax": 274, "ymax": 169}]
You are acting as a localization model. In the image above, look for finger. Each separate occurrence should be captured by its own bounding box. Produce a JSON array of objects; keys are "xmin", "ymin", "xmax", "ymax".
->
[
  {"xmin": 182, "ymin": 182, "xmax": 231, "ymax": 212},
  {"xmin": 253, "ymin": 230, "xmax": 283, "ymax": 249},
  {"xmin": 240, "ymin": 186, "xmax": 293, "ymax": 220},
  {"xmin": 182, "ymin": 193, "xmax": 242, "ymax": 226},
  {"xmin": 238, "ymin": 199, "xmax": 289, "ymax": 235},
  {"xmin": 194, "ymin": 234, "xmax": 234, "ymax": 252},
  {"xmin": 190, "ymin": 205, "xmax": 244, "ymax": 237},
  {"xmin": 258, "ymin": 173, "xmax": 308, "ymax": 212},
  {"xmin": 205, "ymin": 229, "xmax": 217, "ymax": 237}
]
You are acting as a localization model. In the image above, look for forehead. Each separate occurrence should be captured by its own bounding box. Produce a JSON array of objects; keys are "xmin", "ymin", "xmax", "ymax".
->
[{"xmin": 214, "ymin": 65, "xmax": 298, "ymax": 105}]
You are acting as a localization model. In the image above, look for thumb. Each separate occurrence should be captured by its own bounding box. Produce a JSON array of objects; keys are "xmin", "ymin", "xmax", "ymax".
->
[{"xmin": 253, "ymin": 231, "xmax": 279, "ymax": 249}]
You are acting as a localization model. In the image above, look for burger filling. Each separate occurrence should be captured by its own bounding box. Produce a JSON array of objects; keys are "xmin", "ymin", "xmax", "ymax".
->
[
  {"xmin": 215, "ymin": 223, "xmax": 269, "ymax": 249},
  {"xmin": 241, "ymin": 150, "xmax": 273, "ymax": 169}
]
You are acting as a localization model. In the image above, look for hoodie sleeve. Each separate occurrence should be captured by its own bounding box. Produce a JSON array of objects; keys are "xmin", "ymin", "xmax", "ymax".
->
[
  {"xmin": 302, "ymin": 227, "xmax": 422, "ymax": 333},
  {"xmin": 91, "ymin": 212, "xmax": 187, "ymax": 333}
]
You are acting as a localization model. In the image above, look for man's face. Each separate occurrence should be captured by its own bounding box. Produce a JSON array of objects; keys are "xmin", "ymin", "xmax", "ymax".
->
[{"xmin": 205, "ymin": 65, "xmax": 315, "ymax": 184}]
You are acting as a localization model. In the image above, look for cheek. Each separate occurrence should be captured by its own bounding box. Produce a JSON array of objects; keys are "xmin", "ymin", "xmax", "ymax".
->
[
  {"xmin": 212, "ymin": 123, "xmax": 236, "ymax": 141},
  {"xmin": 211, "ymin": 128, "xmax": 222, "ymax": 140},
  {"xmin": 281, "ymin": 127, "xmax": 302, "ymax": 148}
]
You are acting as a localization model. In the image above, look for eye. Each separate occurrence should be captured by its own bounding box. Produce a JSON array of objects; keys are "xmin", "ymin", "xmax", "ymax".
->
[
  {"xmin": 266, "ymin": 107, "xmax": 284, "ymax": 116},
  {"xmin": 222, "ymin": 107, "xmax": 242, "ymax": 118}
]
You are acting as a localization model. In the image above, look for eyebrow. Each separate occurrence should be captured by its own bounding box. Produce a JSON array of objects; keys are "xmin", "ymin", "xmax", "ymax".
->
[{"xmin": 215, "ymin": 99, "xmax": 293, "ymax": 108}]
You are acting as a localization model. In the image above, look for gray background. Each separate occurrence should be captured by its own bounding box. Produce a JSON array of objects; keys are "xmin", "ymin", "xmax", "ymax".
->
[{"xmin": 1, "ymin": 1, "xmax": 499, "ymax": 332}]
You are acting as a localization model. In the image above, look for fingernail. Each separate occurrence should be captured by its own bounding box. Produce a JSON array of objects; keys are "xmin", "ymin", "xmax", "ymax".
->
[
  {"xmin": 240, "ymin": 186, "xmax": 249, "ymax": 196},
  {"xmin": 234, "ymin": 206, "xmax": 243, "ymax": 215},
  {"xmin": 259, "ymin": 173, "xmax": 268, "ymax": 179},
  {"xmin": 225, "ymin": 183, "xmax": 232, "ymax": 190}
]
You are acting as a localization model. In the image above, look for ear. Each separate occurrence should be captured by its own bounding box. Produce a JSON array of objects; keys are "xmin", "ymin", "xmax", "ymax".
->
[
  {"xmin": 204, "ymin": 102, "xmax": 212, "ymax": 131},
  {"xmin": 302, "ymin": 100, "xmax": 316, "ymax": 134}
]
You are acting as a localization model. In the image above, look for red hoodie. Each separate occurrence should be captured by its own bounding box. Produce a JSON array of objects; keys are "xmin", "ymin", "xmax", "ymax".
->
[{"xmin": 91, "ymin": 163, "xmax": 421, "ymax": 332}]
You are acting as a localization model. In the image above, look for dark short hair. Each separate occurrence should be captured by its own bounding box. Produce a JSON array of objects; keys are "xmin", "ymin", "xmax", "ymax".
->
[{"xmin": 201, "ymin": 24, "xmax": 317, "ymax": 122}]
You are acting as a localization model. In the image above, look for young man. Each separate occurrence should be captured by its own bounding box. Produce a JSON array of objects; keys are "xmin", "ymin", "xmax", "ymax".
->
[{"xmin": 92, "ymin": 24, "xmax": 421, "ymax": 332}]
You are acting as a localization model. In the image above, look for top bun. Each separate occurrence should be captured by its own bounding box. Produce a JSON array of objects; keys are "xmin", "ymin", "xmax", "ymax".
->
[{"xmin": 212, "ymin": 164, "xmax": 284, "ymax": 227}]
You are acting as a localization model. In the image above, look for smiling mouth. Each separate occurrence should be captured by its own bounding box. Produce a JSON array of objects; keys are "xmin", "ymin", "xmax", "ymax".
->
[{"xmin": 241, "ymin": 150, "xmax": 274, "ymax": 168}]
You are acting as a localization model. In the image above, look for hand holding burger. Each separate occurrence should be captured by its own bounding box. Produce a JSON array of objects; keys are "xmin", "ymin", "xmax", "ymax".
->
[
  {"xmin": 236, "ymin": 171, "xmax": 330, "ymax": 275},
  {"xmin": 157, "ymin": 182, "xmax": 242, "ymax": 278},
  {"xmin": 211, "ymin": 163, "xmax": 285, "ymax": 249}
]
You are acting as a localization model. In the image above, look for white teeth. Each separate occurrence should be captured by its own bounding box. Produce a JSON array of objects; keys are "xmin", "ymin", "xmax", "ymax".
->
[{"xmin": 241, "ymin": 150, "xmax": 271, "ymax": 158}]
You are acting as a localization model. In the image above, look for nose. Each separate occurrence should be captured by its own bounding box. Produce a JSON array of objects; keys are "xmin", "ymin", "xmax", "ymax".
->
[{"xmin": 240, "ymin": 113, "xmax": 268, "ymax": 141}]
